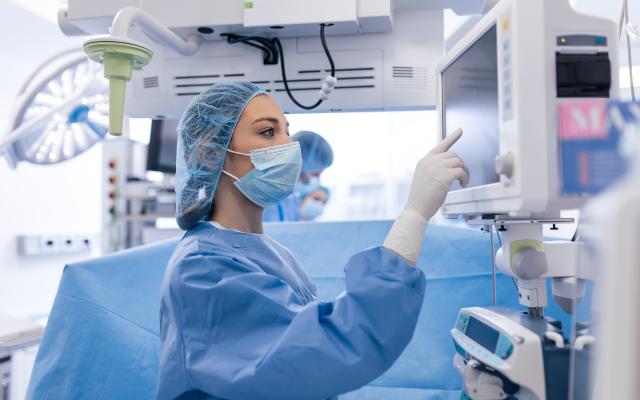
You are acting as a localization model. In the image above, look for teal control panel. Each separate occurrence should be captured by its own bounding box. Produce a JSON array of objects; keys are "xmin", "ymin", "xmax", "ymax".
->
[{"xmin": 454, "ymin": 312, "xmax": 514, "ymax": 362}]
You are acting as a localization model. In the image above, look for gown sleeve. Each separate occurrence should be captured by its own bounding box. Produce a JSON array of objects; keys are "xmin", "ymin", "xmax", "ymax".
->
[{"xmin": 169, "ymin": 245, "xmax": 426, "ymax": 400}]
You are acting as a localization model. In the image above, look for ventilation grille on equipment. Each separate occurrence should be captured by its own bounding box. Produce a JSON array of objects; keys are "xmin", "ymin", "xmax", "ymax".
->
[
  {"xmin": 171, "ymin": 67, "xmax": 377, "ymax": 98},
  {"xmin": 173, "ymin": 73, "xmax": 248, "ymax": 96},
  {"xmin": 143, "ymin": 76, "xmax": 159, "ymax": 89},
  {"xmin": 392, "ymin": 66, "xmax": 428, "ymax": 90}
]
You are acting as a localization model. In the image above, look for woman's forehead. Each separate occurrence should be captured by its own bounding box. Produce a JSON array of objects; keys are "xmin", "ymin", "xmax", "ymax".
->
[{"xmin": 242, "ymin": 94, "xmax": 286, "ymax": 123}]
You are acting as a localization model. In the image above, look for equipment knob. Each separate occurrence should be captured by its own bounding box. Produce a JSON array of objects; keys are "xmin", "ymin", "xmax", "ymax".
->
[{"xmin": 495, "ymin": 153, "xmax": 514, "ymax": 178}]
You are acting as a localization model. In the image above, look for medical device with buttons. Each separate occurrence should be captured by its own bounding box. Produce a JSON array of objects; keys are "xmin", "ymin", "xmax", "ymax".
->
[
  {"xmin": 438, "ymin": 0, "xmax": 621, "ymax": 217},
  {"xmin": 437, "ymin": 0, "xmax": 626, "ymax": 399},
  {"xmin": 452, "ymin": 307, "xmax": 595, "ymax": 400}
]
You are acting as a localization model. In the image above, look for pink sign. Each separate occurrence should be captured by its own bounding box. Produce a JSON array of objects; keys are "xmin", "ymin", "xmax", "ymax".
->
[
  {"xmin": 579, "ymin": 151, "xmax": 589, "ymax": 187},
  {"xmin": 558, "ymin": 100, "xmax": 607, "ymax": 140}
]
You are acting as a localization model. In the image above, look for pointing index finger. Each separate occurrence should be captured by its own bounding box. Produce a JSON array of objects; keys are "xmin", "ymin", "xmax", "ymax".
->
[{"xmin": 430, "ymin": 128, "xmax": 463, "ymax": 155}]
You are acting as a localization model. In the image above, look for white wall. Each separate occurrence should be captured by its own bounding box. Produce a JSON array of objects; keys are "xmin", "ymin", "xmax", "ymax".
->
[
  {"xmin": 0, "ymin": 2, "xmax": 102, "ymax": 319},
  {"xmin": 287, "ymin": 110, "xmax": 438, "ymax": 221}
]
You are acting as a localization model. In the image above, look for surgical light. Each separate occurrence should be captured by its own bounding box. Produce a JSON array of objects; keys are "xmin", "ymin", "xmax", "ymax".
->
[{"xmin": 0, "ymin": 50, "xmax": 109, "ymax": 168}]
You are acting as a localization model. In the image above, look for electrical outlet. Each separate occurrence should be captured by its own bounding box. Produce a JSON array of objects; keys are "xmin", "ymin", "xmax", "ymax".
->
[
  {"xmin": 39, "ymin": 236, "xmax": 58, "ymax": 253},
  {"xmin": 17, "ymin": 234, "xmax": 96, "ymax": 256}
]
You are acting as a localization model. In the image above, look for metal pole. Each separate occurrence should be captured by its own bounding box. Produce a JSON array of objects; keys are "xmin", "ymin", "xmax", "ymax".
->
[{"xmin": 490, "ymin": 225, "xmax": 497, "ymax": 306}]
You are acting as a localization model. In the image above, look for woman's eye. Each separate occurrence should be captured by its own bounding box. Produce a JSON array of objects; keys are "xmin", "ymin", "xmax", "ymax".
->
[{"xmin": 260, "ymin": 128, "xmax": 275, "ymax": 137}]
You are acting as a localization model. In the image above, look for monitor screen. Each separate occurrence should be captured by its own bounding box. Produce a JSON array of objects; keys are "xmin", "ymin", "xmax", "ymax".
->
[
  {"xmin": 465, "ymin": 316, "xmax": 500, "ymax": 353},
  {"xmin": 147, "ymin": 119, "xmax": 179, "ymax": 173},
  {"xmin": 442, "ymin": 24, "xmax": 500, "ymax": 190}
]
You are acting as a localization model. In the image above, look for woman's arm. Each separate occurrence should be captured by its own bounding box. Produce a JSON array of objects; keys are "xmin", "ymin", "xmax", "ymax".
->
[
  {"xmin": 384, "ymin": 128, "xmax": 468, "ymax": 264},
  {"xmin": 170, "ymin": 247, "xmax": 425, "ymax": 400}
]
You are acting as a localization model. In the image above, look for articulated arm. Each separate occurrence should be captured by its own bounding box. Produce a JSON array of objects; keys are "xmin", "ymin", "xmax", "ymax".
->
[
  {"xmin": 495, "ymin": 223, "xmax": 592, "ymax": 314},
  {"xmin": 83, "ymin": 7, "xmax": 202, "ymax": 135}
]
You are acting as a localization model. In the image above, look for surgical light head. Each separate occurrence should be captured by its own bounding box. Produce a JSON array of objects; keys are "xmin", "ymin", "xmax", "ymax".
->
[
  {"xmin": 0, "ymin": 50, "xmax": 109, "ymax": 168},
  {"xmin": 175, "ymin": 81, "xmax": 266, "ymax": 230}
]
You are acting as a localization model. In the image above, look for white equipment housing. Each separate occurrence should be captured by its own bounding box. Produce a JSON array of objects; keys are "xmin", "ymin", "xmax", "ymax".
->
[
  {"xmin": 441, "ymin": 3, "xmax": 624, "ymax": 397},
  {"xmin": 58, "ymin": 0, "xmax": 451, "ymax": 117},
  {"xmin": 122, "ymin": 9, "xmax": 442, "ymax": 118},
  {"xmin": 61, "ymin": 0, "xmax": 393, "ymax": 37},
  {"xmin": 588, "ymin": 172, "xmax": 640, "ymax": 400},
  {"xmin": 452, "ymin": 307, "xmax": 547, "ymax": 399},
  {"xmin": 582, "ymin": 101, "xmax": 640, "ymax": 400},
  {"xmin": 438, "ymin": 0, "xmax": 619, "ymax": 217}
]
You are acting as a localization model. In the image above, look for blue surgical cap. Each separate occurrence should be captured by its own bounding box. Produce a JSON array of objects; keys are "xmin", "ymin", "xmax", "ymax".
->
[
  {"xmin": 175, "ymin": 81, "xmax": 266, "ymax": 230},
  {"xmin": 292, "ymin": 130, "xmax": 334, "ymax": 173}
]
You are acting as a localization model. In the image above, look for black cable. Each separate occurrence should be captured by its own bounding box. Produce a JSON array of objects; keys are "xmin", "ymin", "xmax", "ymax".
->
[
  {"xmin": 222, "ymin": 34, "xmax": 278, "ymax": 63},
  {"xmin": 221, "ymin": 34, "xmax": 279, "ymax": 64},
  {"xmin": 272, "ymin": 38, "xmax": 321, "ymax": 109},
  {"xmin": 319, "ymin": 24, "xmax": 336, "ymax": 75},
  {"xmin": 242, "ymin": 40, "xmax": 271, "ymax": 54},
  {"xmin": 273, "ymin": 23, "xmax": 336, "ymax": 110}
]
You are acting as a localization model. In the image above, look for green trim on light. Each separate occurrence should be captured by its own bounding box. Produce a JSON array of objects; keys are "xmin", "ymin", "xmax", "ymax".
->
[
  {"xmin": 509, "ymin": 239, "xmax": 543, "ymax": 275},
  {"xmin": 83, "ymin": 41, "xmax": 153, "ymax": 136}
]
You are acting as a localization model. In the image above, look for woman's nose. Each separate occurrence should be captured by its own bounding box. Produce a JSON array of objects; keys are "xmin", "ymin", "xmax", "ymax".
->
[{"xmin": 276, "ymin": 133, "xmax": 293, "ymax": 145}]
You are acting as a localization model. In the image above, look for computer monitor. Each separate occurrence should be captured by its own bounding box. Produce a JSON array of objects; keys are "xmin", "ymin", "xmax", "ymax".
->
[
  {"xmin": 146, "ymin": 119, "xmax": 179, "ymax": 173},
  {"xmin": 437, "ymin": 0, "xmax": 620, "ymax": 217},
  {"xmin": 442, "ymin": 24, "xmax": 500, "ymax": 190}
]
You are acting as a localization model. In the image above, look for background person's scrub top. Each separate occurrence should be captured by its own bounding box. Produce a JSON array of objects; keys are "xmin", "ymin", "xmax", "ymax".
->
[{"xmin": 263, "ymin": 195, "xmax": 301, "ymax": 222}]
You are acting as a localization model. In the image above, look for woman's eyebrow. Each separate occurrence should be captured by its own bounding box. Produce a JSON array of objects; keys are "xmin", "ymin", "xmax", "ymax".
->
[{"xmin": 252, "ymin": 117, "xmax": 280, "ymax": 125}]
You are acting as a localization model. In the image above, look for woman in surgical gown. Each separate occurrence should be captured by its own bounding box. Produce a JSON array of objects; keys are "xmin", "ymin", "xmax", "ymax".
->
[{"xmin": 158, "ymin": 82, "xmax": 469, "ymax": 400}]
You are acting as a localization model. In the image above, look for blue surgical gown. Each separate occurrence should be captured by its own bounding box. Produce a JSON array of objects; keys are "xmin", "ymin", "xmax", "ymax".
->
[
  {"xmin": 263, "ymin": 195, "xmax": 301, "ymax": 222},
  {"xmin": 157, "ymin": 222, "xmax": 426, "ymax": 400}
]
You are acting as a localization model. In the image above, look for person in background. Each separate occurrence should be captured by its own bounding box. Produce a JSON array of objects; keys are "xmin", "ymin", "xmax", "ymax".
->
[
  {"xmin": 299, "ymin": 184, "xmax": 330, "ymax": 221},
  {"xmin": 263, "ymin": 130, "xmax": 334, "ymax": 222}
]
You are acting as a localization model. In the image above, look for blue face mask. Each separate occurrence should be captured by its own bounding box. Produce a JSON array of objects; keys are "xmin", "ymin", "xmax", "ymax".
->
[
  {"xmin": 296, "ymin": 176, "xmax": 320, "ymax": 196},
  {"xmin": 222, "ymin": 142, "xmax": 302, "ymax": 207},
  {"xmin": 300, "ymin": 199, "xmax": 325, "ymax": 221}
]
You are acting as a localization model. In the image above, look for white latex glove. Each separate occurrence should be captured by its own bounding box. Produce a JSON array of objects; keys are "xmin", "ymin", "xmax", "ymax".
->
[{"xmin": 384, "ymin": 128, "xmax": 469, "ymax": 264}]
